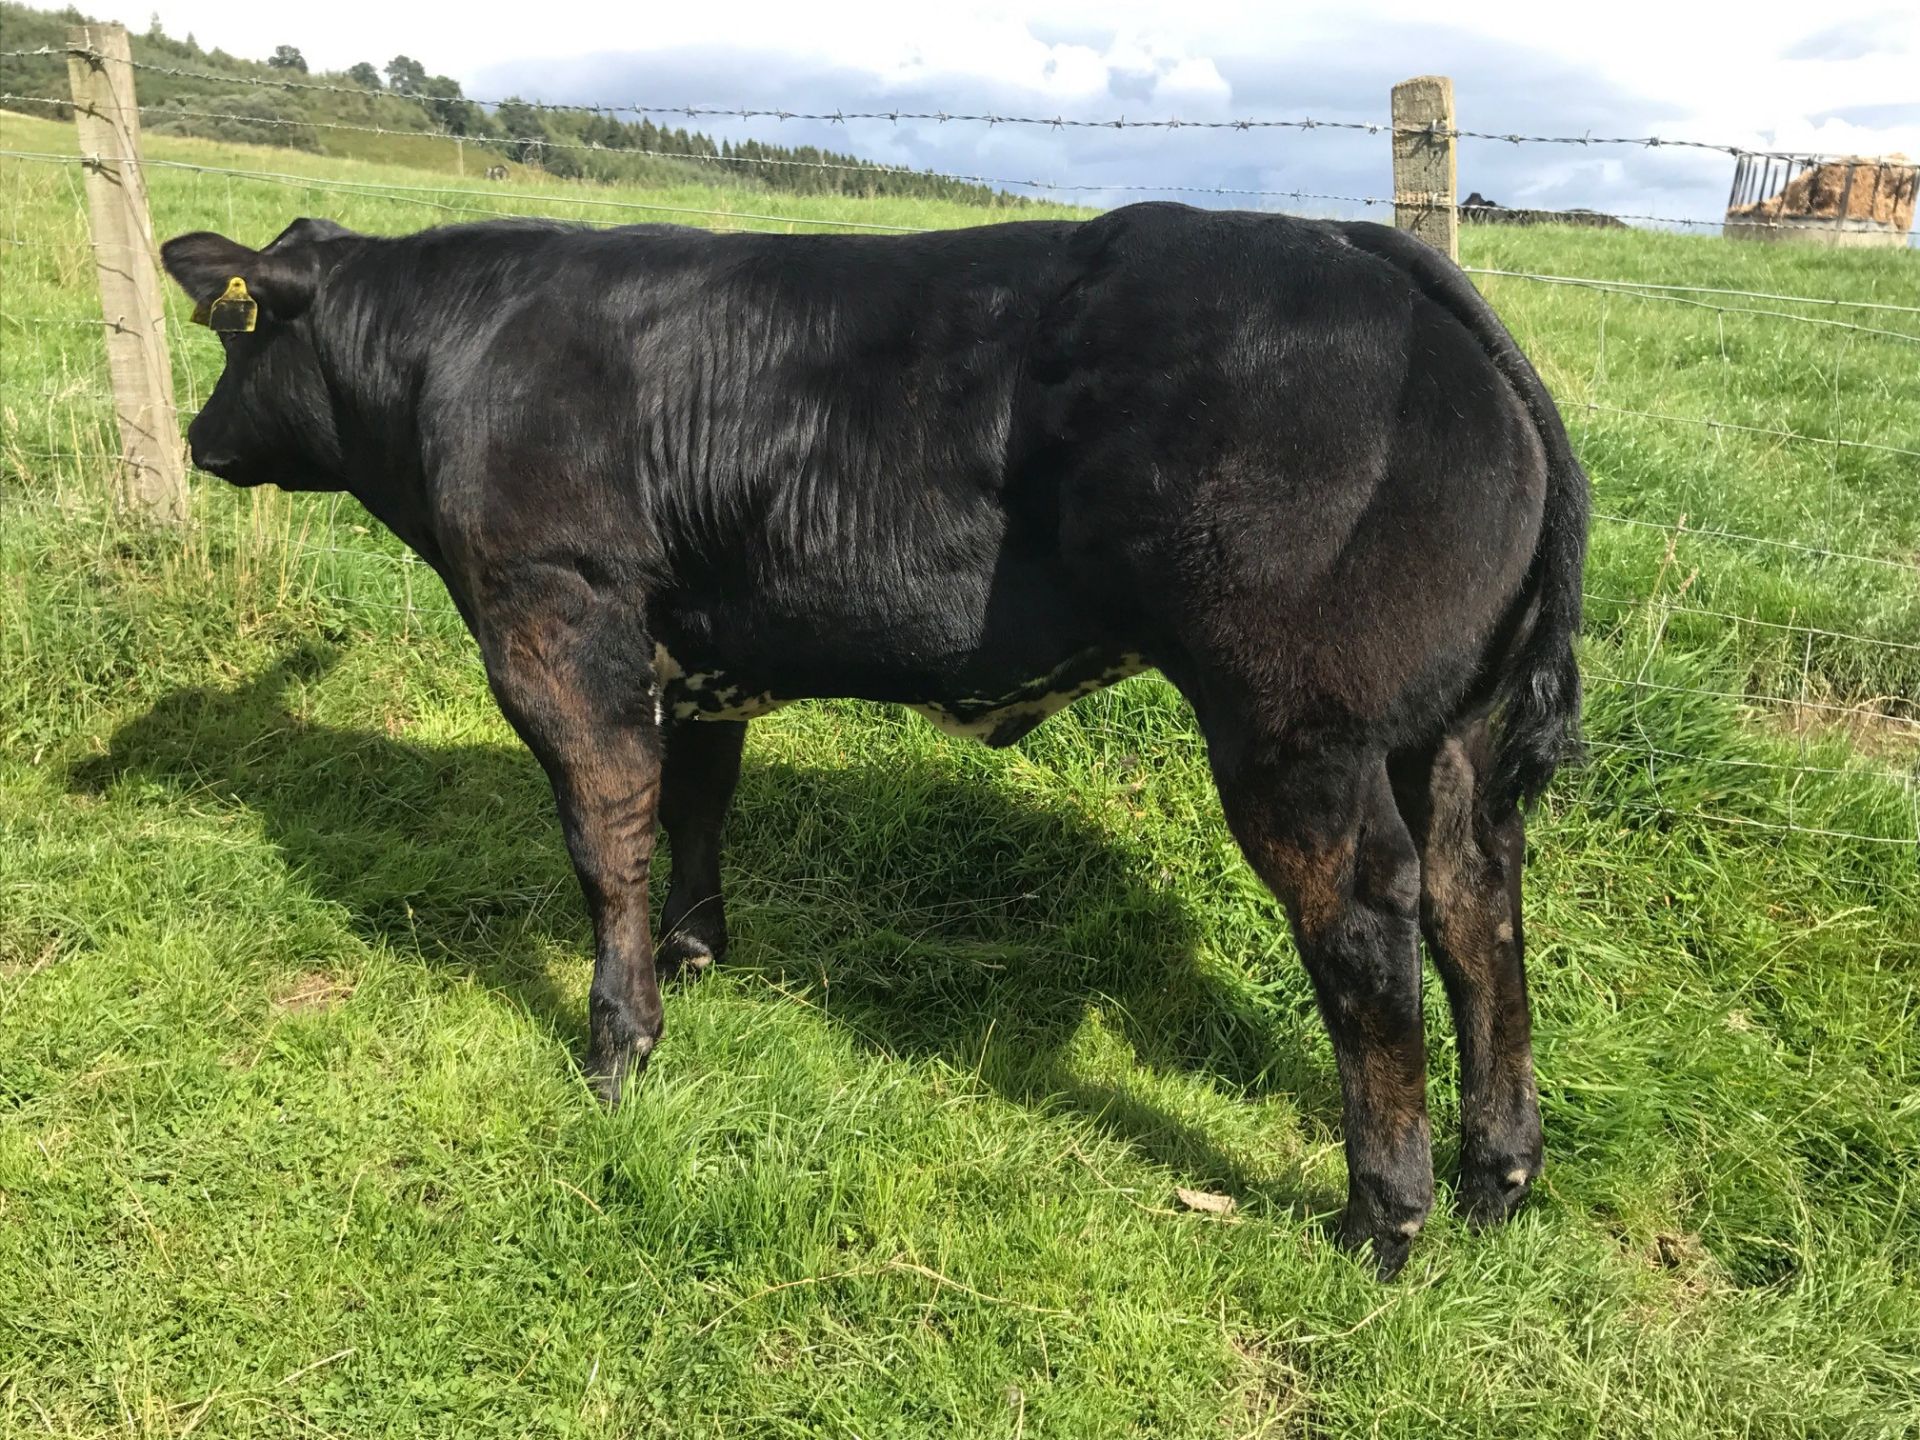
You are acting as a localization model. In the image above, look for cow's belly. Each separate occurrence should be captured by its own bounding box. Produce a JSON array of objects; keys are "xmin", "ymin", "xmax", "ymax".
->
[{"xmin": 652, "ymin": 640, "xmax": 1147, "ymax": 747}]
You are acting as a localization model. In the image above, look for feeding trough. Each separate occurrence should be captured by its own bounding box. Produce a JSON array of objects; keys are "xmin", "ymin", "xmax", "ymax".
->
[{"xmin": 1723, "ymin": 153, "xmax": 1917, "ymax": 247}]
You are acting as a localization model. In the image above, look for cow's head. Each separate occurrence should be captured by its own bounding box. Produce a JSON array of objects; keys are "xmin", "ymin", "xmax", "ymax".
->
[{"xmin": 162, "ymin": 218, "xmax": 360, "ymax": 490}]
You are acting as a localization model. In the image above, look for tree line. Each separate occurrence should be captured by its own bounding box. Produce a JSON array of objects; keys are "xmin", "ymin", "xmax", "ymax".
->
[{"xmin": 0, "ymin": 4, "xmax": 1023, "ymax": 206}]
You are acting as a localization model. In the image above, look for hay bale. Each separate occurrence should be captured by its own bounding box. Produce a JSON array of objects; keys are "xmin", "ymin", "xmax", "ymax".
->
[{"xmin": 1725, "ymin": 155, "xmax": 1917, "ymax": 245}]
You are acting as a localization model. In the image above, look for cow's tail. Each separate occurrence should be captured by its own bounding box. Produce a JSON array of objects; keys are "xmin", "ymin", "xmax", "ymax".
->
[
  {"xmin": 1481, "ymin": 387, "xmax": 1589, "ymax": 818},
  {"xmin": 1338, "ymin": 222, "xmax": 1590, "ymax": 817}
]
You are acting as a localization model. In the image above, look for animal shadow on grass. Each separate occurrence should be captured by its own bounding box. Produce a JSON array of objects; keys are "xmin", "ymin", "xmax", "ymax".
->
[{"xmin": 70, "ymin": 646, "xmax": 1338, "ymax": 1216}]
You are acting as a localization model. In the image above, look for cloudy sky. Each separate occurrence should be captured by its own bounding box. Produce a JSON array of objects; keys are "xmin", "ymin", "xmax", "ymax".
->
[{"xmin": 112, "ymin": 0, "xmax": 1920, "ymax": 230}]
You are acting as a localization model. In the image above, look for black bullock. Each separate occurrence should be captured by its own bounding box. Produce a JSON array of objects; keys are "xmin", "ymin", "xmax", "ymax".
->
[{"xmin": 162, "ymin": 204, "xmax": 1587, "ymax": 1275}]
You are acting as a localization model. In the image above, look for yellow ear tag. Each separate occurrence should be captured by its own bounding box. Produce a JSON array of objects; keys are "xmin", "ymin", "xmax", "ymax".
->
[{"xmin": 192, "ymin": 276, "xmax": 258, "ymax": 333}]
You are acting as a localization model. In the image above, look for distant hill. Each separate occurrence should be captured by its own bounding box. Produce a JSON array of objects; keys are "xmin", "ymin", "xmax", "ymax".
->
[{"xmin": 0, "ymin": 3, "xmax": 1026, "ymax": 206}]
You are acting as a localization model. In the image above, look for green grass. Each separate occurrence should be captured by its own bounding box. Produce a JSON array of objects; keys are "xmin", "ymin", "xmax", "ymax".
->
[{"xmin": 3, "ymin": 110, "xmax": 1919, "ymax": 1438}]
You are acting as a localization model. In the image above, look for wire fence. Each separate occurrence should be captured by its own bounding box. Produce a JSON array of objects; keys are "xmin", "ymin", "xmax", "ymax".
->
[
  {"xmin": 2, "ymin": 41, "xmax": 1900, "ymax": 163},
  {"xmin": 0, "ymin": 90, "xmax": 1907, "ymax": 237},
  {"xmin": 3, "ymin": 44, "xmax": 1917, "ymax": 853}
]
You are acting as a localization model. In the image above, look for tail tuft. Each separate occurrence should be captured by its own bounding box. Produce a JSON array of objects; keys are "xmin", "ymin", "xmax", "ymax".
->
[{"xmin": 1485, "ymin": 583, "xmax": 1585, "ymax": 817}]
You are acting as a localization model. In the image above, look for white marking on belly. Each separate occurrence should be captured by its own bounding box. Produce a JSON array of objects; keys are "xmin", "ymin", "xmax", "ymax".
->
[
  {"xmin": 911, "ymin": 653, "xmax": 1147, "ymax": 744},
  {"xmin": 649, "ymin": 644, "xmax": 1145, "ymax": 736},
  {"xmin": 652, "ymin": 642, "xmax": 685, "ymax": 685},
  {"xmin": 654, "ymin": 643, "xmax": 787, "ymax": 723},
  {"xmin": 671, "ymin": 681, "xmax": 786, "ymax": 722}
]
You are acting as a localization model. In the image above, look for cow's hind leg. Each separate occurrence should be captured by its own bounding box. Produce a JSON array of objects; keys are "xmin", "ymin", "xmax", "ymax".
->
[
  {"xmin": 1391, "ymin": 724, "xmax": 1542, "ymax": 1224},
  {"xmin": 1213, "ymin": 738, "xmax": 1433, "ymax": 1277},
  {"xmin": 479, "ymin": 605, "xmax": 664, "ymax": 1106},
  {"xmin": 657, "ymin": 718, "xmax": 746, "ymax": 979}
]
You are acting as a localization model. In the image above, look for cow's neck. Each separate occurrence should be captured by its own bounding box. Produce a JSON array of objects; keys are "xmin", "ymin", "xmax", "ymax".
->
[
  {"xmin": 350, "ymin": 477, "xmax": 441, "ymax": 571},
  {"xmin": 316, "ymin": 326, "xmax": 447, "ymax": 578}
]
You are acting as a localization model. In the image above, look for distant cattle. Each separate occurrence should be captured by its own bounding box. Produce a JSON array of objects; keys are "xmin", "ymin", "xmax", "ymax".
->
[
  {"xmin": 1460, "ymin": 191, "xmax": 1626, "ymax": 228},
  {"xmin": 161, "ymin": 204, "xmax": 1587, "ymax": 1276},
  {"xmin": 484, "ymin": 164, "xmax": 509, "ymax": 181}
]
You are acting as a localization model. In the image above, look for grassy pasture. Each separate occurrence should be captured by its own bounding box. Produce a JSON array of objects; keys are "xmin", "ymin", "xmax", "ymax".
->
[{"xmin": 2, "ymin": 108, "xmax": 1919, "ymax": 1437}]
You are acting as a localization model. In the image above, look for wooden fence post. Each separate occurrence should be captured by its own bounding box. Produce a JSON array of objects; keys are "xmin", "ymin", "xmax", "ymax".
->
[
  {"xmin": 66, "ymin": 21, "xmax": 187, "ymax": 524},
  {"xmin": 1391, "ymin": 75, "xmax": 1458, "ymax": 262}
]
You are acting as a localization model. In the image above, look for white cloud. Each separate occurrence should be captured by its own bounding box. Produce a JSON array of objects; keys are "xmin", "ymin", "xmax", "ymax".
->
[{"xmin": 1155, "ymin": 56, "xmax": 1232, "ymax": 108}]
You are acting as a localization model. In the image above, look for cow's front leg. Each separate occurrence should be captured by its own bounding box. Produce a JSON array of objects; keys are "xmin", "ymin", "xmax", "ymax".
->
[
  {"xmin": 657, "ymin": 718, "xmax": 746, "ymax": 979},
  {"xmin": 479, "ymin": 599, "xmax": 664, "ymax": 1105}
]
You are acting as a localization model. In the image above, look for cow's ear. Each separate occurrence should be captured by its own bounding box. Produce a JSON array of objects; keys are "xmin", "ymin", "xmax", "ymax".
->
[
  {"xmin": 161, "ymin": 231, "xmax": 259, "ymax": 309},
  {"xmin": 161, "ymin": 229, "xmax": 326, "ymax": 324},
  {"xmin": 265, "ymin": 216, "xmax": 358, "ymax": 249}
]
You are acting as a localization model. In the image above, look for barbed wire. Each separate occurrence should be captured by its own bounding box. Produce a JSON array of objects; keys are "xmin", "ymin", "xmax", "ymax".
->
[
  {"xmin": 6, "ymin": 466, "xmax": 1908, "ymax": 644},
  {"xmin": 6, "ymin": 44, "xmax": 1908, "ymax": 163},
  {"xmin": 3, "ymin": 312, "xmax": 163, "ymax": 332},
  {"xmin": 0, "ymin": 93, "xmax": 1376, "ymax": 206},
  {"xmin": 6, "ymin": 593, "xmax": 1913, "ymax": 843},
  {"xmin": 6, "ymin": 91, "xmax": 1911, "ymax": 238},
  {"xmin": 7, "ymin": 488, "xmax": 1915, "ymax": 787}
]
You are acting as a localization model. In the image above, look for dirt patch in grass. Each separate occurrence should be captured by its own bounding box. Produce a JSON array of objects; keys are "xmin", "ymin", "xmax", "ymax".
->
[
  {"xmin": 1771, "ymin": 700, "xmax": 1920, "ymax": 763},
  {"xmin": 1226, "ymin": 1332, "xmax": 1310, "ymax": 1434},
  {"xmin": 1623, "ymin": 1230, "xmax": 1728, "ymax": 1324},
  {"xmin": 271, "ymin": 971, "xmax": 356, "ymax": 1015},
  {"xmin": 0, "ymin": 933, "xmax": 68, "ymax": 981}
]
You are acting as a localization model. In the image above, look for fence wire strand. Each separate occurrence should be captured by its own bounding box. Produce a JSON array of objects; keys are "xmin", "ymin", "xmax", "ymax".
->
[
  {"xmin": 1600, "ymin": 802, "xmax": 1916, "ymax": 847},
  {"xmin": 9, "ymin": 149, "xmax": 1914, "ymax": 364},
  {"xmin": 0, "ymin": 147, "xmax": 932, "ymax": 232},
  {"xmin": 6, "ymin": 92, "xmax": 1911, "ymax": 236},
  {"xmin": 1589, "ymin": 514, "xmax": 1919, "ymax": 574},
  {"xmin": 1573, "ymin": 403, "xmax": 1920, "ymax": 462},
  {"xmin": 1467, "ymin": 267, "xmax": 1920, "ymax": 345},
  {"xmin": 1587, "ymin": 738, "xmax": 1917, "ymax": 791},
  {"xmin": 7, "ymin": 92, "xmax": 1909, "ymax": 237},
  {"xmin": 4, "ymin": 44, "xmax": 1903, "ymax": 163},
  {"xmin": 1583, "ymin": 592, "xmax": 1920, "ymax": 655}
]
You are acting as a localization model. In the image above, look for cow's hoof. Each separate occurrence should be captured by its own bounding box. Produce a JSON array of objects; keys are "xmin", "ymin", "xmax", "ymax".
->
[
  {"xmin": 1336, "ymin": 1213, "xmax": 1420, "ymax": 1281},
  {"xmin": 1344, "ymin": 1175, "xmax": 1436, "ymax": 1282},
  {"xmin": 1367, "ymin": 1231, "xmax": 1413, "ymax": 1281},
  {"xmin": 1456, "ymin": 1153, "xmax": 1538, "ymax": 1228},
  {"xmin": 657, "ymin": 935, "xmax": 717, "ymax": 982},
  {"xmin": 588, "ymin": 1032, "xmax": 655, "ymax": 1107}
]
